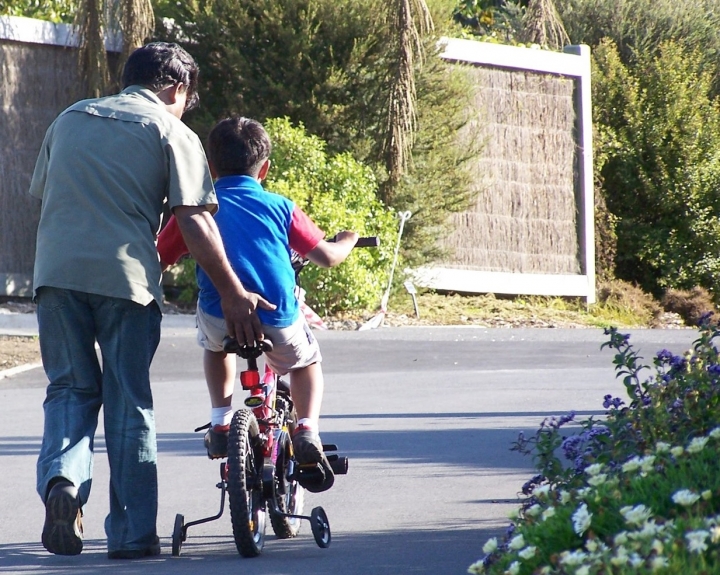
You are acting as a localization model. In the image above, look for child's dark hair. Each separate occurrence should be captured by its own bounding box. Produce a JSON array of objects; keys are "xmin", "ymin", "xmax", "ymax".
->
[
  {"xmin": 208, "ymin": 117, "xmax": 272, "ymax": 178},
  {"xmin": 122, "ymin": 42, "xmax": 200, "ymax": 112}
]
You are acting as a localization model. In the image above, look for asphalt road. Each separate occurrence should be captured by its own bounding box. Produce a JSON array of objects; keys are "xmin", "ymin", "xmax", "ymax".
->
[{"xmin": 0, "ymin": 317, "xmax": 699, "ymax": 574}]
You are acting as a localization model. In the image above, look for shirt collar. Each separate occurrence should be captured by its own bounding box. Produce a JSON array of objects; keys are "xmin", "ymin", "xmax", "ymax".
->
[
  {"xmin": 214, "ymin": 175, "xmax": 262, "ymax": 190},
  {"xmin": 120, "ymin": 85, "xmax": 165, "ymax": 106}
]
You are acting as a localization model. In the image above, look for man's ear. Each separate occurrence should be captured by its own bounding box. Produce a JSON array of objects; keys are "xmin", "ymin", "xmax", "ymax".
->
[
  {"xmin": 157, "ymin": 82, "xmax": 187, "ymax": 118},
  {"xmin": 257, "ymin": 159, "xmax": 271, "ymax": 182}
]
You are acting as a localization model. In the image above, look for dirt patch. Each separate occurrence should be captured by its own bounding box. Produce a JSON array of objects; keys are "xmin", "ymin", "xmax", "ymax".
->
[{"xmin": 0, "ymin": 335, "xmax": 41, "ymax": 371}]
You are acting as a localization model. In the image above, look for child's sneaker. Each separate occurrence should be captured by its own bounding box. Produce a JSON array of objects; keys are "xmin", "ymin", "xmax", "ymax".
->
[
  {"xmin": 204, "ymin": 424, "xmax": 230, "ymax": 459},
  {"xmin": 292, "ymin": 426, "xmax": 335, "ymax": 493}
]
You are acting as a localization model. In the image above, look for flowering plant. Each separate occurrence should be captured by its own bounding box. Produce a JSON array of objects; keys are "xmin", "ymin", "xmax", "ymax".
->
[{"xmin": 472, "ymin": 317, "xmax": 720, "ymax": 574}]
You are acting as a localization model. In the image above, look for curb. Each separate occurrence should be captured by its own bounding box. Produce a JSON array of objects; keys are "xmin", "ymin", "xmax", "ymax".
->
[{"xmin": 0, "ymin": 361, "xmax": 43, "ymax": 380}]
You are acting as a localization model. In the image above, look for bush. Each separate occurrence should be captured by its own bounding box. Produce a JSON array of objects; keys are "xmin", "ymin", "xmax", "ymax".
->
[
  {"xmin": 155, "ymin": 0, "xmax": 478, "ymax": 266},
  {"xmin": 263, "ymin": 117, "xmax": 396, "ymax": 315},
  {"xmin": 596, "ymin": 280, "xmax": 663, "ymax": 327},
  {"xmin": 471, "ymin": 320, "xmax": 720, "ymax": 574},
  {"xmin": 164, "ymin": 118, "xmax": 396, "ymax": 316},
  {"xmin": 592, "ymin": 39, "xmax": 720, "ymax": 298},
  {"xmin": 662, "ymin": 287, "xmax": 719, "ymax": 328},
  {"xmin": 558, "ymin": 0, "xmax": 720, "ymax": 94}
]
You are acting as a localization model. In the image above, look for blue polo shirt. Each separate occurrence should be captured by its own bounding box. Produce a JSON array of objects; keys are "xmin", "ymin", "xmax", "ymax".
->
[{"xmin": 196, "ymin": 175, "xmax": 300, "ymax": 327}]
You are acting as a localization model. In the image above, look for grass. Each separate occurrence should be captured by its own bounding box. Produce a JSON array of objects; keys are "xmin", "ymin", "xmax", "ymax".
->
[{"xmin": 372, "ymin": 289, "xmax": 678, "ymax": 329}]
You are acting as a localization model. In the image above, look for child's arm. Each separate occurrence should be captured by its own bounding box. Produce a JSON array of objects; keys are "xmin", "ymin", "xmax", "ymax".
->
[
  {"xmin": 305, "ymin": 231, "xmax": 359, "ymax": 268},
  {"xmin": 287, "ymin": 206, "xmax": 358, "ymax": 268},
  {"xmin": 157, "ymin": 214, "xmax": 190, "ymax": 270}
]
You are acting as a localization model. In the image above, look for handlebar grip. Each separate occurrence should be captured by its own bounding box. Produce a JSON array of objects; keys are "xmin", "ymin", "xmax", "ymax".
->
[{"xmin": 355, "ymin": 236, "xmax": 379, "ymax": 248}]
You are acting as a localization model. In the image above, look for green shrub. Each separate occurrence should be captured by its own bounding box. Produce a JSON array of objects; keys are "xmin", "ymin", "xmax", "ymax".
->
[
  {"xmin": 264, "ymin": 117, "xmax": 396, "ymax": 316},
  {"xmin": 592, "ymin": 39, "xmax": 720, "ymax": 298},
  {"xmin": 155, "ymin": 0, "xmax": 478, "ymax": 266}
]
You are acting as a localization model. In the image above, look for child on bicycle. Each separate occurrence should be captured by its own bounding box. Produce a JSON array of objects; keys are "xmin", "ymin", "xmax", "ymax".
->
[{"xmin": 158, "ymin": 116, "xmax": 358, "ymax": 493}]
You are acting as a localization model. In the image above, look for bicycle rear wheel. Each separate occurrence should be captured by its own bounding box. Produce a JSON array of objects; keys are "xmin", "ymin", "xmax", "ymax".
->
[
  {"xmin": 227, "ymin": 409, "xmax": 266, "ymax": 557},
  {"xmin": 270, "ymin": 430, "xmax": 304, "ymax": 538}
]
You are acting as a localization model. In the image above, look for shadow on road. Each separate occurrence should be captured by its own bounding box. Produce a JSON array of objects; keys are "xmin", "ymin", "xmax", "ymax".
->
[{"xmin": 0, "ymin": 525, "xmax": 497, "ymax": 575}]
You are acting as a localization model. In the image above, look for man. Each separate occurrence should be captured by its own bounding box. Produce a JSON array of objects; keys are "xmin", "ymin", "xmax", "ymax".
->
[{"xmin": 29, "ymin": 42, "xmax": 272, "ymax": 559}]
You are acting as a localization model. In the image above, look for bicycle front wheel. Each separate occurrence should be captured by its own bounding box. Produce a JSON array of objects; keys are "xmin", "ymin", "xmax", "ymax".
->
[{"xmin": 227, "ymin": 409, "xmax": 266, "ymax": 557}]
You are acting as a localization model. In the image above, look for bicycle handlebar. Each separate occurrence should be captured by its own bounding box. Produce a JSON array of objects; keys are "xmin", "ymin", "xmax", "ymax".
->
[{"xmin": 354, "ymin": 236, "xmax": 379, "ymax": 248}]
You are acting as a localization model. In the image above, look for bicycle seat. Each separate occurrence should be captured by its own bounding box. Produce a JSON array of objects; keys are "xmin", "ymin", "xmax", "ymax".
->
[{"xmin": 222, "ymin": 336, "xmax": 274, "ymax": 358}]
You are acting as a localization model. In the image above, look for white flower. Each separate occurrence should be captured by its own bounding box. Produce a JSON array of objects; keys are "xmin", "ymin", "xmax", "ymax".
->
[
  {"xmin": 687, "ymin": 436, "xmax": 710, "ymax": 453},
  {"xmin": 620, "ymin": 504, "xmax": 653, "ymax": 526},
  {"xmin": 588, "ymin": 473, "xmax": 607, "ymax": 487},
  {"xmin": 614, "ymin": 532, "xmax": 629, "ymax": 545},
  {"xmin": 640, "ymin": 455, "xmax": 656, "ymax": 473},
  {"xmin": 652, "ymin": 538, "xmax": 664, "ymax": 554},
  {"xmin": 622, "ymin": 456, "xmax": 642, "ymax": 473},
  {"xmin": 518, "ymin": 546, "xmax": 537, "ymax": 560},
  {"xmin": 636, "ymin": 520, "xmax": 660, "ymax": 539},
  {"xmin": 560, "ymin": 550, "xmax": 587, "ymax": 566},
  {"xmin": 576, "ymin": 566, "xmax": 590, "ymax": 575},
  {"xmin": 482, "ymin": 537, "xmax": 498, "ymax": 554},
  {"xmin": 709, "ymin": 427, "xmax": 720, "ymax": 439},
  {"xmin": 542, "ymin": 507, "xmax": 556, "ymax": 521},
  {"xmin": 559, "ymin": 490, "xmax": 572, "ymax": 505},
  {"xmin": 539, "ymin": 568, "xmax": 551, "ymax": 575},
  {"xmin": 504, "ymin": 560, "xmax": 520, "ymax": 575},
  {"xmin": 672, "ymin": 489, "xmax": 700, "ymax": 506},
  {"xmin": 670, "ymin": 446, "xmax": 684, "ymax": 457},
  {"xmin": 525, "ymin": 504, "xmax": 542, "ymax": 517},
  {"xmin": 468, "ymin": 560, "xmax": 485, "ymax": 574},
  {"xmin": 508, "ymin": 508, "xmax": 519, "ymax": 520},
  {"xmin": 629, "ymin": 552, "xmax": 644, "ymax": 567},
  {"xmin": 534, "ymin": 484, "xmax": 551, "ymax": 498},
  {"xmin": 610, "ymin": 546, "xmax": 629, "ymax": 566},
  {"xmin": 711, "ymin": 525, "xmax": 720, "ymax": 544},
  {"xmin": 585, "ymin": 463, "xmax": 604, "ymax": 476},
  {"xmin": 650, "ymin": 556, "xmax": 669, "ymax": 571},
  {"xmin": 655, "ymin": 441, "xmax": 671, "ymax": 453},
  {"xmin": 508, "ymin": 534, "xmax": 525, "ymax": 550},
  {"xmin": 585, "ymin": 539, "xmax": 598, "ymax": 552},
  {"xmin": 572, "ymin": 503, "xmax": 593, "ymax": 535},
  {"xmin": 686, "ymin": 530, "xmax": 710, "ymax": 553}
]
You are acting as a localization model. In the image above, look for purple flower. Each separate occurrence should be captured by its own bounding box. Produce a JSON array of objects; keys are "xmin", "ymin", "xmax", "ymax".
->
[{"xmin": 603, "ymin": 394, "xmax": 625, "ymax": 409}]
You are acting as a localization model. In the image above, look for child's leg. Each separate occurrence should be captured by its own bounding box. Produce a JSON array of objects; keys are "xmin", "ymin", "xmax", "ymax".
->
[
  {"xmin": 204, "ymin": 349, "xmax": 236, "ymax": 412},
  {"xmin": 289, "ymin": 362, "xmax": 324, "ymax": 431}
]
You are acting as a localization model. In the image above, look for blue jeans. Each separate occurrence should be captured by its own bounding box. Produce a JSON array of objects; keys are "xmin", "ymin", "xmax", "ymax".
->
[{"xmin": 35, "ymin": 287, "xmax": 162, "ymax": 552}]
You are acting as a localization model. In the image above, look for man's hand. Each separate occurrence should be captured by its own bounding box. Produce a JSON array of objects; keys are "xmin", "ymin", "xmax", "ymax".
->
[
  {"xmin": 221, "ymin": 288, "xmax": 275, "ymax": 346},
  {"xmin": 173, "ymin": 205, "xmax": 277, "ymax": 344}
]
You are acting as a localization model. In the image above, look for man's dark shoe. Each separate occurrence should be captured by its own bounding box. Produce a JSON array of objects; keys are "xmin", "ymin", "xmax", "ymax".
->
[
  {"xmin": 204, "ymin": 424, "xmax": 230, "ymax": 459},
  {"xmin": 292, "ymin": 427, "xmax": 334, "ymax": 493},
  {"xmin": 108, "ymin": 536, "xmax": 161, "ymax": 559},
  {"xmin": 41, "ymin": 479, "xmax": 83, "ymax": 556}
]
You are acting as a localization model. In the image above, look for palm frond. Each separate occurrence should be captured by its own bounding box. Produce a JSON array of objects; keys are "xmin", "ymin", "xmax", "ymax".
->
[
  {"xmin": 522, "ymin": 0, "xmax": 569, "ymax": 50},
  {"xmin": 383, "ymin": 0, "xmax": 434, "ymax": 201}
]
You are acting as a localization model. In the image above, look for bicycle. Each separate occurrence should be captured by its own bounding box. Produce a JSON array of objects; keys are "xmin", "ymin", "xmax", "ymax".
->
[{"xmin": 171, "ymin": 236, "xmax": 379, "ymax": 557}]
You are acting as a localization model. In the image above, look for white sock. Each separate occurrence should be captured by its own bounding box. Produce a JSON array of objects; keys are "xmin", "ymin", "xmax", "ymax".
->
[
  {"xmin": 297, "ymin": 418, "xmax": 318, "ymax": 435},
  {"xmin": 211, "ymin": 406, "xmax": 233, "ymax": 428}
]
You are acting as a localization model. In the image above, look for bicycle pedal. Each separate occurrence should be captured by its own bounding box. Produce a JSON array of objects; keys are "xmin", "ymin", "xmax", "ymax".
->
[{"xmin": 322, "ymin": 444, "xmax": 338, "ymax": 452}]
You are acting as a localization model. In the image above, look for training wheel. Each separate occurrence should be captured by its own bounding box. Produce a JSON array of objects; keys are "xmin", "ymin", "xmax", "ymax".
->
[
  {"xmin": 172, "ymin": 513, "xmax": 185, "ymax": 556},
  {"xmin": 310, "ymin": 506, "xmax": 331, "ymax": 548}
]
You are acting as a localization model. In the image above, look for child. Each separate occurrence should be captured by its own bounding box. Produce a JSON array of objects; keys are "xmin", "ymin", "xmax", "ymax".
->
[{"xmin": 158, "ymin": 116, "xmax": 358, "ymax": 492}]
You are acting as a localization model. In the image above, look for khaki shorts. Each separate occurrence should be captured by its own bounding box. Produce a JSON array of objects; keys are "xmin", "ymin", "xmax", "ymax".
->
[{"xmin": 196, "ymin": 305, "xmax": 322, "ymax": 375}]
